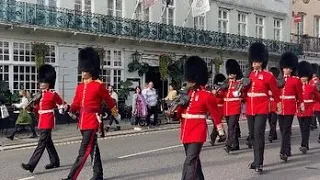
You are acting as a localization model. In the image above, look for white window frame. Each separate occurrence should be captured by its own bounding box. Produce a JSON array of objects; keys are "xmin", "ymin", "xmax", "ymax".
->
[
  {"xmin": 255, "ymin": 15, "xmax": 265, "ymax": 39},
  {"xmin": 194, "ymin": 14, "xmax": 206, "ymax": 30},
  {"xmin": 274, "ymin": 18, "xmax": 282, "ymax": 41},
  {"xmin": 161, "ymin": 0, "xmax": 175, "ymax": 25},
  {"xmin": 218, "ymin": 8, "xmax": 229, "ymax": 33},
  {"xmin": 314, "ymin": 16, "xmax": 320, "ymax": 37},
  {"xmin": 74, "ymin": 0, "xmax": 91, "ymax": 13},
  {"xmin": 37, "ymin": 0, "xmax": 56, "ymax": 7},
  {"xmin": 135, "ymin": 0, "xmax": 150, "ymax": 21},
  {"xmin": 237, "ymin": 12, "xmax": 247, "ymax": 36},
  {"xmin": 297, "ymin": 14, "xmax": 305, "ymax": 35},
  {"xmin": 0, "ymin": 39, "xmax": 57, "ymax": 94},
  {"xmin": 108, "ymin": 0, "xmax": 123, "ymax": 18}
]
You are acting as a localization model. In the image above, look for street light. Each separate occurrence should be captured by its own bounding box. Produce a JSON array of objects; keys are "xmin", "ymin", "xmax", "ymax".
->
[{"xmin": 132, "ymin": 50, "xmax": 142, "ymax": 62}]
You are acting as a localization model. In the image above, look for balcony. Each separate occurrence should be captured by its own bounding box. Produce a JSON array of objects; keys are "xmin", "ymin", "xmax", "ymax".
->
[
  {"xmin": 0, "ymin": 0, "xmax": 303, "ymax": 55},
  {"xmin": 291, "ymin": 34, "xmax": 320, "ymax": 53}
]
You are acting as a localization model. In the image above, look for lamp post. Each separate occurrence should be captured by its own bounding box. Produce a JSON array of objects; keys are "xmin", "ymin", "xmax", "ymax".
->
[{"xmin": 132, "ymin": 50, "xmax": 142, "ymax": 62}]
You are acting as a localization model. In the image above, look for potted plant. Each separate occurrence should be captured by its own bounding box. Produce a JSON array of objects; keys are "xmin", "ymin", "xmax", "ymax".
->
[
  {"xmin": 117, "ymin": 80, "xmax": 133, "ymax": 119},
  {"xmin": 32, "ymin": 42, "xmax": 49, "ymax": 69}
]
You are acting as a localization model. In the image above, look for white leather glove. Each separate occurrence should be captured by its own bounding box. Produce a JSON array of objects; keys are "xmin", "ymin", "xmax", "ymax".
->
[{"xmin": 232, "ymin": 91, "xmax": 241, "ymax": 97}]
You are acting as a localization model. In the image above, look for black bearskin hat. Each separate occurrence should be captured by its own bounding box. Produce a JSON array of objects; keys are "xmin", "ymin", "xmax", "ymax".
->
[
  {"xmin": 38, "ymin": 64, "xmax": 56, "ymax": 89},
  {"xmin": 225, "ymin": 59, "xmax": 243, "ymax": 79},
  {"xmin": 184, "ymin": 56, "xmax": 208, "ymax": 86},
  {"xmin": 311, "ymin": 63, "xmax": 320, "ymax": 77},
  {"xmin": 213, "ymin": 73, "xmax": 226, "ymax": 85},
  {"xmin": 298, "ymin": 61, "xmax": 313, "ymax": 80},
  {"xmin": 78, "ymin": 47, "xmax": 100, "ymax": 79},
  {"xmin": 248, "ymin": 42, "xmax": 269, "ymax": 69},
  {"xmin": 269, "ymin": 67, "xmax": 280, "ymax": 78},
  {"xmin": 279, "ymin": 52, "xmax": 298, "ymax": 74}
]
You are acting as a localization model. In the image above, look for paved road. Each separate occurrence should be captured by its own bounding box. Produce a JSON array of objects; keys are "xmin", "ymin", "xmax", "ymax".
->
[{"xmin": 1, "ymin": 120, "xmax": 320, "ymax": 180}]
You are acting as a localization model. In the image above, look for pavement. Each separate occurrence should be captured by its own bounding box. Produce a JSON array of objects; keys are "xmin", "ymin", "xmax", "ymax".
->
[{"xmin": 1, "ymin": 119, "xmax": 320, "ymax": 180}]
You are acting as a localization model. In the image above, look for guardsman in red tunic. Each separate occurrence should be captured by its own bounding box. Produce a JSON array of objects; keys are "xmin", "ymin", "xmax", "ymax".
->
[
  {"xmin": 219, "ymin": 59, "xmax": 243, "ymax": 153},
  {"xmin": 310, "ymin": 63, "xmax": 320, "ymax": 130},
  {"xmin": 210, "ymin": 73, "xmax": 227, "ymax": 146},
  {"xmin": 175, "ymin": 56, "xmax": 225, "ymax": 180},
  {"xmin": 21, "ymin": 64, "xmax": 65, "ymax": 173},
  {"xmin": 62, "ymin": 48, "xmax": 118, "ymax": 180},
  {"xmin": 244, "ymin": 43, "xmax": 281, "ymax": 173},
  {"xmin": 278, "ymin": 52, "xmax": 304, "ymax": 162},
  {"xmin": 267, "ymin": 67, "xmax": 280, "ymax": 143},
  {"xmin": 297, "ymin": 61, "xmax": 320, "ymax": 154}
]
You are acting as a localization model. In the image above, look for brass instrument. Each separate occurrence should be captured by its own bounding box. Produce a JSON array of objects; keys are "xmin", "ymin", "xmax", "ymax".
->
[{"xmin": 167, "ymin": 86, "xmax": 191, "ymax": 115}]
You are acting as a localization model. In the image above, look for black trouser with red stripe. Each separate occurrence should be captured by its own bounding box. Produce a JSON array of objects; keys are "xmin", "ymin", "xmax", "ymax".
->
[
  {"xmin": 268, "ymin": 112, "xmax": 278, "ymax": 139},
  {"xmin": 226, "ymin": 114, "xmax": 240, "ymax": 148},
  {"xmin": 28, "ymin": 129, "xmax": 59, "ymax": 170},
  {"xmin": 278, "ymin": 115, "xmax": 294, "ymax": 156},
  {"xmin": 298, "ymin": 116, "xmax": 311, "ymax": 149},
  {"xmin": 182, "ymin": 143, "xmax": 204, "ymax": 180},
  {"xmin": 67, "ymin": 130, "xmax": 103, "ymax": 180}
]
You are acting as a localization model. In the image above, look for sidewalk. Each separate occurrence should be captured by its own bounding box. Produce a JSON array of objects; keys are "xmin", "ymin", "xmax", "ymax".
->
[{"xmin": 0, "ymin": 120, "xmax": 180, "ymax": 151}]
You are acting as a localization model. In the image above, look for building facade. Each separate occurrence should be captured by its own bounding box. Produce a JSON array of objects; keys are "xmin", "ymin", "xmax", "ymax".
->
[
  {"xmin": 0, "ymin": 0, "xmax": 301, "ymax": 104},
  {"xmin": 291, "ymin": 0, "xmax": 320, "ymax": 63}
]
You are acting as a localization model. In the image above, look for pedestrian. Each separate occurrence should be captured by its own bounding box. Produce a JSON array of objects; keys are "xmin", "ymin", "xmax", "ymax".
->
[
  {"xmin": 210, "ymin": 73, "xmax": 227, "ymax": 146},
  {"xmin": 132, "ymin": 86, "xmax": 147, "ymax": 131},
  {"xmin": 106, "ymin": 85, "xmax": 120, "ymax": 132},
  {"xmin": 221, "ymin": 59, "xmax": 243, "ymax": 153},
  {"xmin": 62, "ymin": 47, "xmax": 118, "ymax": 180},
  {"xmin": 297, "ymin": 61, "xmax": 320, "ymax": 154},
  {"xmin": 245, "ymin": 42, "xmax": 280, "ymax": 173},
  {"xmin": 21, "ymin": 64, "xmax": 64, "ymax": 173},
  {"xmin": 310, "ymin": 64, "xmax": 320, "ymax": 131},
  {"xmin": 7, "ymin": 89, "xmax": 37, "ymax": 140},
  {"xmin": 278, "ymin": 52, "xmax": 304, "ymax": 162},
  {"xmin": 173, "ymin": 56, "xmax": 226, "ymax": 180},
  {"xmin": 142, "ymin": 81, "xmax": 159, "ymax": 127},
  {"xmin": 267, "ymin": 67, "xmax": 280, "ymax": 143}
]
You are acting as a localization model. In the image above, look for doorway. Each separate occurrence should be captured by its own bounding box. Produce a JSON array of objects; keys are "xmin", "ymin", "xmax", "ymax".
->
[{"xmin": 145, "ymin": 67, "xmax": 168, "ymax": 99}]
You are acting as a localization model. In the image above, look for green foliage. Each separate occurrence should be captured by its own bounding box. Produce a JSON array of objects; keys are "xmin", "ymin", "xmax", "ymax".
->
[
  {"xmin": 127, "ymin": 61, "xmax": 150, "ymax": 76},
  {"xmin": 168, "ymin": 55, "xmax": 186, "ymax": 87},
  {"xmin": 159, "ymin": 54, "xmax": 172, "ymax": 80},
  {"xmin": 214, "ymin": 50, "xmax": 224, "ymax": 74},
  {"xmin": 117, "ymin": 80, "xmax": 133, "ymax": 100},
  {"xmin": 32, "ymin": 42, "xmax": 49, "ymax": 69}
]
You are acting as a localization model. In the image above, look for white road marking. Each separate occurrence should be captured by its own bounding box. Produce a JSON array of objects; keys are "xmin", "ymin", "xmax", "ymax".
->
[
  {"xmin": 118, "ymin": 144, "xmax": 183, "ymax": 159},
  {"xmin": 18, "ymin": 176, "xmax": 34, "ymax": 180}
]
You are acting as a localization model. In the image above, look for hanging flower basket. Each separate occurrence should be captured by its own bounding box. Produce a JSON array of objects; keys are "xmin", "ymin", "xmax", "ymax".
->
[
  {"xmin": 159, "ymin": 54, "xmax": 172, "ymax": 80},
  {"xmin": 32, "ymin": 42, "xmax": 49, "ymax": 69}
]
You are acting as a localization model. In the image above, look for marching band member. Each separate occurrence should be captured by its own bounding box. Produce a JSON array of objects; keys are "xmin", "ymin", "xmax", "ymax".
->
[
  {"xmin": 297, "ymin": 61, "xmax": 320, "ymax": 154},
  {"xmin": 268, "ymin": 67, "xmax": 280, "ymax": 143},
  {"xmin": 21, "ymin": 64, "xmax": 64, "ymax": 173},
  {"xmin": 278, "ymin": 52, "xmax": 303, "ymax": 162},
  {"xmin": 219, "ymin": 59, "xmax": 243, "ymax": 153},
  {"xmin": 62, "ymin": 47, "xmax": 118, "ymax": 180},
  {"xmin": 244, "ymin": 42, "xmax": 280, "ymax": 173},
  {"xmin": 310, "ymin": 63, "xmax": 320, "ymax": 131},
  {"xmin": 174, "ymin": 56, "xmax": 226, "ymax": 180},
  {"xmin": 210, "ymin": 73, "xmax": 227, "ymax": 146}
]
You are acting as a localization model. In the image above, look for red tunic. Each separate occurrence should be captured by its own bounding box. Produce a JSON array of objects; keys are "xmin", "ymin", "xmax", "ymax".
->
[
  {"xmin": 214, "ymin": 91, "xmax": 224, "ymax": 119},
  {"xmin": 70, "ymin": 81, "xmax": 117, "ymax": 130},
  {"xmin": 34, "ymin": 90, "xmax": 64, "ymax": 129},
  {"xmin": 279, "ymin": 76, "xmax": 303, "ymax": 115},
  {"xmin": 310, "ymin": 77, "xmax": 320, "ymax": 112},
  {"xmin": 268, "ymin": 91, "xmax": 277, "ymax": 113},
  {"xmin": 297, "ymin": 83, "xmax": 320, "ymax": 117},
  {"xmin": 219, "ymin": 80, "xmax": 242, "ymax": 116},
  {"xmin": 244, "ymin": 70, "xmax": 280, "ymax": 115},
  {"xmin": 176, "ymin": 88, "xmax": 224, "ymax": 143}
]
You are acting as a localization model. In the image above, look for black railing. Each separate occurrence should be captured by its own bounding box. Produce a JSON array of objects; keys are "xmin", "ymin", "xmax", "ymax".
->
[
  {"xmin": 291, "ymin": 34, "xmax": 320, "ymax": 53},
  {"xmin": 0, "ymin": 0, "xmax": 303, "ymax": 55}
]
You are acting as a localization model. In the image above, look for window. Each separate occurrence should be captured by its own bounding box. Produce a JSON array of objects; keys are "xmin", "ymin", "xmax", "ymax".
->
[
  {"xmin": 136, "ymin": 2, "xmax": 150, "ymax": 21},
  {"xmin": 0, "ymin": 41, "xmax": 9, "ymax": 61},
  {"xmin": 194, "ymin": 15, "xmax": 205, "ymax": 30},
  {"xmin": 297, "ymin": 14, "xmax": 304, "ymax": 35},
  {"xmin": 37, "ymin": 0, "xmax": 56, "ymax": 7},
  {"xmin": 74, "ymin": 0, "xmax": 90, "ymax": 12},
  {"xmin": 45, "ymin": 45, "xmax": 56, "ymax": 63},
  {"xmin": 0, "ymin": 65, "xmax": 9, "ymax": 83},
  {"xmin": 274, "ymin": 19, "xmax": 282, "ymax": 41},
  {"xmin": 74, "ymin": 0, "xmax": 82, "ymax": 11},
  {"xmin": 315, "ymin": 17, "xmax": 320, "ymax": 37},
  {"xmin": 161, "ymin": 0, "xmax": 175, "ymax": 25},
  {"xmin": 238, "ymin": 60, "xmax": 249, "ymax": 73},
  {"xmin": 108, "ymin": 0, "xmax": 122, "ymax": 17},
  {"xmin": 13, "ymin": 42, "xmax": 34, "ymax": 62},
  {"xmin": 13, "ymin": 66, "xmax": 38, "ymax": 93},
  {"xmin": 238, "ymin": 13, "xmax": 247, "ymax": 36},
  {"xmin": 218, "ymin": 9, "xmax": 229, "ymax": 33},
  {"xmin": 255, "ymin": 16, "xmax": 264, "ymax": 39}
]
